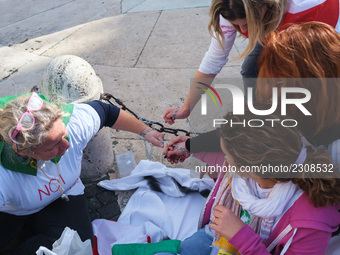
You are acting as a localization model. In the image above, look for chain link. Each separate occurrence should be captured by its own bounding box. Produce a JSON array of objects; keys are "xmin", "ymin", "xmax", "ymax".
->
[{"xmin": 100, "ymin": 93, "xmax": 195, "ymax": 137}]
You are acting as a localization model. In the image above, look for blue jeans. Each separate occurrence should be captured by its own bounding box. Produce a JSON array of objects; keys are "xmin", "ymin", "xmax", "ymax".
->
[
  {"xmin": 156, "ymin": 228, "xmax": 213, "ymax": 255},
  {"xmin": 240, "ymin": 42, "xmax": 264, "ymax": 98}
]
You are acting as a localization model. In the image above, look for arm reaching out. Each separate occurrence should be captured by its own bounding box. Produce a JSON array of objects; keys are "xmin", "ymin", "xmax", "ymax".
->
[
  {"xmin": 112, "ymin": 110, "xmax": 164, "ymax": 147},
  {"xmin": 163, "ymin": 71, "xmax": 216, "ymax": 124}
]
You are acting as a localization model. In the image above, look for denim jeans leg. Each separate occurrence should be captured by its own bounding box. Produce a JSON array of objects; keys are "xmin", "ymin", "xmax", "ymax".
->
[
  {"xmin": 240, "ymin": 43, "xmax": 264, "ymax": 98},
  {"xmin": 151, "ymin": 229, "xmax": 214, "ymax": 255},
  {"xmin": 180, "ymin": 228, "xmax": 213, "ymax": 255}
]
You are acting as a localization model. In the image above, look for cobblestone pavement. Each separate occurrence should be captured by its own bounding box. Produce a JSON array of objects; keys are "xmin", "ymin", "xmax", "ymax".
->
[{"xmin": 84, "ymin": 177, "xmax": 122, "ymax": 221}]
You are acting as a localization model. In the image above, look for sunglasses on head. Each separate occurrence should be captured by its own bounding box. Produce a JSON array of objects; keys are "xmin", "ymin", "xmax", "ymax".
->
[{"xmin": 11, "ymin": 92, "xmax": 44, "ymax": 143}]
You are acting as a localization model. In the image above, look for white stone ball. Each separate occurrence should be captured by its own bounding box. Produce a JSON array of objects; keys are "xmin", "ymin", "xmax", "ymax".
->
[
  {"xmin": 41, "ymin": 55, "xmax": 103, "ymax": 103},
  {"xmin": 41, "ymin": 55, "xmax": 112, "ymax": 179}
]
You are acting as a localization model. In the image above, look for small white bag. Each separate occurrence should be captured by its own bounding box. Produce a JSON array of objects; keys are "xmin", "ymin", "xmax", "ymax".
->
[{"xmin": 36, "ymin": 227, "xmax": 92, "ymax": 255}]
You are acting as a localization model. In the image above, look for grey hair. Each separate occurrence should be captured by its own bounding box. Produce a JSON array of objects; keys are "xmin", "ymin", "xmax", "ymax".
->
[{"xmin": 0, "ymin": 94, "xmax": 64, "ymax": 155}]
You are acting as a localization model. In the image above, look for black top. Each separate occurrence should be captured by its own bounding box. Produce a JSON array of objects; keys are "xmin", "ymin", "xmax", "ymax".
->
[
  {"xmin": 308, "ymin": 124, "xmax": 340, "ymax": 147},
  {"xmin": 186, "ymin": 129, "xmax": 222, "ymax": 153},
  {"xmin": 86, "ymin": 101, "xmax": 121, "ymax": 129}
]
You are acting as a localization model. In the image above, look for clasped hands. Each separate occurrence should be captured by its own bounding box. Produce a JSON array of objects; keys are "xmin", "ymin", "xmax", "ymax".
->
[
  {"xmin": 162, "ymin": 136, "xmax": 191, "ymax": 164},
  {"xmin": 162, "ymin": 135, "xmax": 218, "ymax": 179}
]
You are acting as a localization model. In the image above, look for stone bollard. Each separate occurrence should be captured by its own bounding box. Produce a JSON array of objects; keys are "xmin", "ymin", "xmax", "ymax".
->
[{"xmin": 41, "ymin": 55, "xmax": 114, "ymax": 180}]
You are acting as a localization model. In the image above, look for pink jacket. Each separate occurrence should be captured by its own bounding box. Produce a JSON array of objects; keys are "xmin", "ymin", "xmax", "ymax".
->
[
  {"xmin": 229, "ymin": 193, "xmax": 340, "ymax": 254},
  {"xmin": 194, "ymin": 152, "xmax": 340, "ymax": 254}
]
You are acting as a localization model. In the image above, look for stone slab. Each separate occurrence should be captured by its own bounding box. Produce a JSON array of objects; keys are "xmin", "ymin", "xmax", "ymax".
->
[
  {"xmin": 121, "ymin": 0, "xmax": 144, "ymax": 14},
  {"xmin": 94, "ymin": 63, "xmax": 241, "ymax": 117},
  {"xmin": 137, "ymin": 7, "xmax": 242, "ymax": 69},
  {"xmin": 42, "ymin": 12, "xmax": 160, "ymax": 68},
  {"xmin": 0, "ymin": 50, "xmax": 51, "ymax": 96},
  {"xmin": 95, "ymin": 65, "xmax": 195, "ymax": 121},
  {"xmin": 136, "ymin": 7, "xmax": 211, "ymax": 69},
  {"xmin": 1, "ymin": 0, "xmax": 72, "ymax": 28},
  {"xmin": 10, "ymin": 5, "xmax": 122, "ymax": 56},
  {"xmin": 123, "ymin": 0, "xmax": 211, "ymax": 13},
  {"xmin": 11, "ymin": 24, "xmax": 85, "ymax": 56},
  {"xmin": 0, "ymin": 46, "xmax": 36, "ymax": 81},
  {"xmin": 0, "ymin": 0, "xmax": 121, "ymax": 46}
]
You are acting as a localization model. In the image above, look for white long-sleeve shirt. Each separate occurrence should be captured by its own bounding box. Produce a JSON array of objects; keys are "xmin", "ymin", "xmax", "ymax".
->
[{"xmin": 199, "ymin": 0, "xmax": 340, "ymax": 75}]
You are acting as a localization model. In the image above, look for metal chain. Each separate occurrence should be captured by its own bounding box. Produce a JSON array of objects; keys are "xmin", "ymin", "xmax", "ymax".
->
[
  {"xmin": 100, "ymin": 93, "xmax": 195, "ymax": 137},
  {"xmin": 100, "ymin": 92, "xmax": 197, "ymax": 161},
  {"xmin": 186, "ymin": 117, "xmax": 197, "ymax": 137},
  {"xmin": 143, "ymin": 139, "xmax": 154, "ymax": 161}
]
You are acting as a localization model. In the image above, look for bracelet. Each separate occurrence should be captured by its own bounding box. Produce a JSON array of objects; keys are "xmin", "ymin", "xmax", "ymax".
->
[
  {"xmin": 172, "ymin": 107, "xmax": 179, "ymax": 120},
  {"xmin": 173, "ymin": 144, "xmax": 191, "ymax": 155},
  {"xmin": 140, "ymin": 128, "xmax": 153, "ymax": 138},
  {"xmin": 161, "ymin": 141, "xmax": 190, "ymax": 155}
]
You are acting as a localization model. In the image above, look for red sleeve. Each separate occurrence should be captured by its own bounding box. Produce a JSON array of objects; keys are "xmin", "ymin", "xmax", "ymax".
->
[{"xmin": 280, "ymin": 0, "xmax": 339, "ymax": 29}]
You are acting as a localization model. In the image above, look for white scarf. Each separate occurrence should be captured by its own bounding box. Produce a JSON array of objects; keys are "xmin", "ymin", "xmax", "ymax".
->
[{"xmin": 232, "ymin": 174, "xmax": 298, "ymax": 219}]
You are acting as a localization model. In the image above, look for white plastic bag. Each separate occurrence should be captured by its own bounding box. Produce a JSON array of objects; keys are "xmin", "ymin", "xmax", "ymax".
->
[{"xmin": 36, "ymin": 227, "xmax": 92, "ymax": 255}]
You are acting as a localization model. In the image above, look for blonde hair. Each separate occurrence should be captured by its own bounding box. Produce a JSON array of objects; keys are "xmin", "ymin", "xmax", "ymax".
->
[
  {"xmin": 209, "ymin": 0, "xmax": 286, "ymax": 59},
  {"xmin": 220, "ymin": 108, "xmax": 340, "ymax": 207},
  {"xmin": 0, "ymin": 94, "xmax": 64, "ymax": 155}
]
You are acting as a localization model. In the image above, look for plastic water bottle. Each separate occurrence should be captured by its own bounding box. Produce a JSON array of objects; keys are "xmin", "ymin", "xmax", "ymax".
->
[
  {"xmin": 116, "ymin": 150, "xmax": 137, "ymax": 178},
  {"xmin": 210, "ymin": 236, "xmax": 239, "ymax": 255}
]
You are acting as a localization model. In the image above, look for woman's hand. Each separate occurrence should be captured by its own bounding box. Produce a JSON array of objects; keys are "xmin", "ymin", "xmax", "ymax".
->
[
  {"xmin": 209, "ymin": 205, "xmax": 245, "ymax": 240},
  {"xmin": 163, "ymin": 106, "xmax": 190, "ymax": 125},
  {"xmin": 143, "ymin": 129, "xmax": 164, "ymax": 147},
  {"xmin": 162, "ymin": 136, "xmax": 190, "ymax": 164}
]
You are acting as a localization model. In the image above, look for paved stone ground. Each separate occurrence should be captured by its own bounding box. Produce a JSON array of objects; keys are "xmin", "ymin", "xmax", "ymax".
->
[
  {"xmin": 84, "ymin": 177, "xmax": 122, "ymax": 221},
  {"xmin": 1, "ymin": 0, "xmax": 247, "ymax": 222}
]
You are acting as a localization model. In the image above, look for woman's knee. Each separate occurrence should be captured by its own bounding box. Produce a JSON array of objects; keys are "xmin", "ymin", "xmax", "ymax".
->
[{"xmin": 240, "ymin": 43, "xmax": 263, "ymax": 79}]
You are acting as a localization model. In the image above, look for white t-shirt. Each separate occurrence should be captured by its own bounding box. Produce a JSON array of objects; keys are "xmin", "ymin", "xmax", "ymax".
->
[{"xmin": 0, "ymin": 103, "xmax": 101, "ymax": 216}]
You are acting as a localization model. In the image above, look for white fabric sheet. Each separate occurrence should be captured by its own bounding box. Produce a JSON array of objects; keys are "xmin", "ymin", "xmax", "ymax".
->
[{"xmin": 94, "ymin": 160, "xmax": 214, "ymax": 255}]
